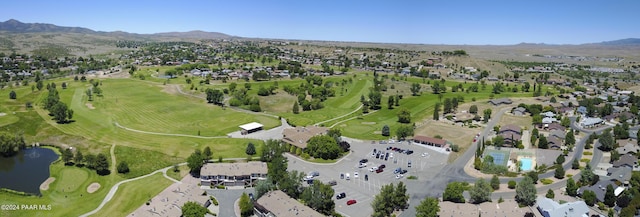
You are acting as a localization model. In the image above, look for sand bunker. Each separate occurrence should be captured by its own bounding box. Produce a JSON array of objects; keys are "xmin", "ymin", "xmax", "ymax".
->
[
  {"xmin": 85, "ymin": 103, "xmax": 95, "ymax": 109},
  {"xmin": 87, "ymin": 182, "xmax": 101, "ymax": 193},
  {"xmin": 361, "ymin": 122, "xmax": 376, "ymax": 125},
  {"xmin": 39, "ymin": 177, "xmax": 56, "ymax": 191}
]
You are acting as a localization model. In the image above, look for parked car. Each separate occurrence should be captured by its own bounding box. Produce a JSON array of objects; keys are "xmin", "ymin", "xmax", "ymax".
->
[
  {"xmin": 406, "ymin": 150, "xmax": 414, "ymax": 155},
  {"xmin": 375, "ymin": 168, "xmax": 383, "ymax": 173},
  {"xmin": 369, "ymin": 166, "xmax": 378, "ymax": 172},
  {"xmin": 359, "ymin": 159, "xmax": 368, "ymax": 164},
  {"xmin": 347, "ymin": 199, "xmax": 357, "ymax": 205},
  {"xmin": 328, "ymin": 180, "xmax": 337, "ymax": 186},
  {"xmin": 386, "ymin": 146, "xmax": 392, "ymax": 150},
  {"xmin": 358, "ymin": 163, "xmax": 367, "ymax": 168},
  {"xmin": 400, "ymin": 169, "xmax": 408, "ymax": 174},
  {"xmin": 354, "ymin": 172, "xmax": 359, "ymax": 178},
  {"xmin": 346, "ymin": 173, "xmax": 350, "ymax": 180},
  {"xmin": 308, "ymin": 171, "xmax": 320, "ymax": 177},
  {"xmin": 395, "ymin": 174, "xmax": 404, "ymax": 179},
  {"xmin": 336, "ymin": 192, "xmax": 346, "ymax": 199},
  {"xmin": 408, "ymin": 160, "xmax": 412, "ymax": 167},
  {"xmin": 340, "ymin": 173, "xmax": 344, "ymax": 179},
  {"xmin": 394, "ymin": 167, "xmax": 402, "ymax": 174},
  {"xmin": 248, "ymin": 193, "xmax": 254, "ymax": 201},
  {"xmin": 364, "ymin": 174, "xmax": 368, "ymax": 181},
  {"xmin": 379, "ymin": 164, "xmax": 386, "ymax": 169}
]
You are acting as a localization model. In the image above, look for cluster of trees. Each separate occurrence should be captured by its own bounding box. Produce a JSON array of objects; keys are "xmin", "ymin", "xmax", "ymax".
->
[
  {"xmin": 305, "ymin": 129, "xmax": 347, "ymax": 160},
  {"xmin": 186, "ymin": 146, "xmax": 213, "ymax": 175},
  {"xmin": 61, "ymin": 148, "xmax": 110, "ymax": 175},
  {"xmin": 0, "ymin": 132, "xmax": 26, "ymax": 157},
  {"xmin": 285, "ymin": 76, "xmax": 339, "ymax": 113},
  {"xmin": 228, "ymin": 87, "xmax": 262, "ymax": 112},
  {"xmin": 515, "ymin": 176, "xmax": 537, "ymax": 206},
  {"xmin": 9, "ymin": 90, "xmax": 16, "ymax": 99},
  {"xmin": 255, "ymin": 140, "xmax": 338, "ymax": 216},
  {"xmin": 371, "ymin": 182, "xmax": 409, "ymax": 217},
  {"xmin": 239, "ymin": 192, "xmax": 254, "ymax": 217},
  {"xmin": 43, "ymin": 86, "xmax": 74, "ymax": 124},
  {"xmin": 415, "ymin": 197, "xmax": 439, "ymax": 217},
  {"xmin": 181, "ymin": 201, "xmax": 210, "ymax": 217},
  {"xmin": 205, "ymin": 88, "xmax": 224, "ymax": 105}
]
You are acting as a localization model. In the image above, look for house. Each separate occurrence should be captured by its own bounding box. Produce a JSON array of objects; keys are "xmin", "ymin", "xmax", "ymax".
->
[
  {"xmin": 612, "ymin": 154, "xmax": 638, "ymax": 168},
  {"xmin": 438, "ymin": 201, "xmax": 478, "ymax": 217},
  {"xmin": 440, "ymin": 200, "xmax": 528, "ymax": 217},
  {"xmin": 580, "ymin": 117, "xmax": 603, "ymax": 128},
  {"xmin": 579, "ymin": 179, "xmax": 619, "ymax": 202},
  {"xmin": 542, "ymin": 117, "xmax": 558, "ymax": 124},
  {"xmin": 607, "ymin": 166, "xmax": 632, "ymax": 183},
  {"xmin": 499, "ymin": 125, "xmax": 522, "ymax": 146},
  {"xmin": 544, "ymin": 123, "xmax": 566, "ymax": 132},
  {"xmin": 254, "ymin": 190, "xmax": 324, "ymax": 217},
  {"xmin": 536, "ymin": 197, "xmax": 589, "ymax": 217},
  {"xmin": 512, "ymin": 107, "xmax": 527, "ymax": 116},
  {"xmin": 577, "ymin": 106, "xmax": 587, "ymax": 115},
  {"xmin": 413, "ymin": 135, "xmax": 447, "ymax": 148},
  {"xmin": 541, "ymin": 111, "xmax": 556, "ymax": 118},
  {"xmin": 200, "ymin": 162, "xmax": 268, "ymax": 186},
  {"xmin": 282, "ymin": 126, "xmax": 329, "ymax": 149},
  {"xmin": 489, "ymin": 98, "xmax": 512, "ymax": 106},
  {"xmin": 616, "ymin": 139, "xmax": 640, "ymax": 155},
  {"xmin": 549, "ymin": 130, "xmax": 566, "ymax": 140},
  {"xmin": 547, "ymin": 137, "xmax": 562, "ymax": 149}
]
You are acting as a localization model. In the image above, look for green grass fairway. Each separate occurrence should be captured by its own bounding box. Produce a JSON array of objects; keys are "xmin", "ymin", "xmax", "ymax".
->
[
  {"xmin": 92, "ymin": 173, "xmax": 174, "ymax": 217},
  {"xmin": 114, "ymin": 145, "xmax": 183, "ymax": 179},
  {"xmin": 55, "ymin": 167, "xmax": 89, "ymax": 192}
]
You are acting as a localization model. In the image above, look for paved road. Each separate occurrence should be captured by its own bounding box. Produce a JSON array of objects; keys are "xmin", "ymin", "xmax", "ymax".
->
[{"xmin": 205, "ymin": 188, "xmax": 254, "ymax": 217}]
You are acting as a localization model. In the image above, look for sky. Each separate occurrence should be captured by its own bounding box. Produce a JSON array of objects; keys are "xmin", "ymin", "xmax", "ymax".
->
[{"xmin": 1, "ymin": 0, "xmax": 639, "ymax": 45}]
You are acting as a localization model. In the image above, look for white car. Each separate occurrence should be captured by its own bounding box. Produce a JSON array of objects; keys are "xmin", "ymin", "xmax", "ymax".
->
[
  {"xmin": 421, "ymin": 152, "xmax": 429, "ymax": 157},
  {"xmin": 389, "ymin": 153, "xmax": 394, "ymax": 158},
  {"xmin": 369, "ymin": 166, "xmax": 378, "ymax": 172},
  {"xmin": 395, "ymin": 174, "xmax": 404, "ymax": 179},
  {"xmin": 354, "ymin": 172, "xmax": 359, "ymax": 178}
]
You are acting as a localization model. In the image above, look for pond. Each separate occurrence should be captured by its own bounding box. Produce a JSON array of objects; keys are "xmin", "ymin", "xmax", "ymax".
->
[{"xmin": 0, "ymin": 147, "xmax": 59, "ymax": 195}]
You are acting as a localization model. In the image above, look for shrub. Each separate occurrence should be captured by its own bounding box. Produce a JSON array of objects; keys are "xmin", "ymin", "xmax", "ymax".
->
[
  {"xmin": 450, "ymin": 144, "xmax": 459, "ymax": 152},
  {"xmin": 407, "ymin": 176, "xmax": 418, "ymax": 180},
  {"xmin": 583, "ymin": 151, "xmax": 593, "ymax": 155},
  {"xmin": 210, "ymin": 196, "xmax": 219, "ymax": 206},
  {"xmin": 540, "ymin": 179, "xmax": 553, "ymax": 185},
  {"xmin": 508, "ymin": 180, "xmax": 517, "ymax": 189}
]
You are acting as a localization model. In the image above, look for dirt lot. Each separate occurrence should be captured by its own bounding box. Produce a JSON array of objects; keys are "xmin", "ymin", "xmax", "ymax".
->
[
  {"xmin": 414, "ymin": 119, "xmax": 479, "ymax": 162},
  {"xmin": 498, "ymin": 114, "xmax": 532, "ymax": 130}
]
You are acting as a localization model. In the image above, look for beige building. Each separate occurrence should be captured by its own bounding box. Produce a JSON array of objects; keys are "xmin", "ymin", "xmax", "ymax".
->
[
  {"xmin": 200, "ymin": 162, "xmax": 268, "ymax": 186},
  {"xmin": 254, "ymin": 190, "xmax": 324, "ymax": 217},
  {"xmin": 282, "ymin": 126, "xmax": 328, "ymax": 149}
]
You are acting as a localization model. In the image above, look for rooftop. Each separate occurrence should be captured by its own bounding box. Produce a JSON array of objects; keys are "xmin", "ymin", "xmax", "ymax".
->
[
  {"xmin": 239, "ymin": 122, "xmax": 264, "ymax": 130},
  {"xmin": 255, "ymin": 190, "xmax": 324, "ymax": 217},
  {"xmin": 200, "ymin": 162, "xmax": 268, "ymax": 176},
  {"xmin": 536, "ymin": 197, "xmax": 589, "ymax": 217}
]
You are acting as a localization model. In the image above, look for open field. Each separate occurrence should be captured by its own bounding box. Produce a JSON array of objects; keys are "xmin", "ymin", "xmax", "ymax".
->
[
  {"xmin": 414, "ymin": 119, "xmax": 479, "ymax": 161},
  {"xmin": 92, "ymin": 173, "xmax": 174, "ymax": 217},
  {"xmin": 114, "ymin": 145, "xmax": 183, "ymax": 179},
  {"xmin": 498, "ymin": 114, "xmax": 533, "ymax": 130},
  {"xmin": 166, "ymin": 164, "xmax": 190, "ymax": 181}
]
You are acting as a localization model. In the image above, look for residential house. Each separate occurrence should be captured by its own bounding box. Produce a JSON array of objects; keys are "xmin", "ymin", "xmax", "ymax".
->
[
  {"xmin": 549, "ymin": 130, "xmax": 566, "ymax": 140},
  {"xmin": 616, "ymin": 139, "xmax": 640, "ymax": 155},
  {"xmin": 547, "ymin": 137, "xmax": 562, "ymax": 149},
  {"xmin": 254, "ymin": 190, "xmax": 324, "ymax": 217},
  {"xmin": 542, "ymin": 117, "xmax": 558, "ymax": 124},
  {"xmin": 607, "ymin": 166, "xmax": 632, "ymax": 184},
  {"xmin": 512, "ymin": 107, "xmax": 527, "ymax": 116},
  {"xmin": 579, "ymin": 179, "xmax": 619, "ymax": 203},
  {"xmin": 536, "ymin": 197, "xmax": 589, "ymax": 217},
  {"xmin": 282, "ymin": 126, "xmax": 329, "ymax": 150},
  {"xmin": 489, "ymin": 98, "xmax": 513, "ymax": 106},
  {"xmin": 577, "ymin": 106, "xmax": 587, "ymax": 115},
  {"xmin": 200, "ymin": 162, "xmax": 268, "ymax": 186},
  {"xmin": 413, "ymin": 135, "xmax": 447, "ymax": 148},
  {"xmin": 612, "ymin": 154, "xmax": 638, "ymax": 168},
  {"xmin": 499, "ymin": 125, "xmax": 522, "ymax": 146},
  {"xmin": 580, "ymin": 117, "xmax": 603, "ymax": 128},
  {"xmin": 544, "ymin": 123, "xmax": 566, "ymax": 132}
]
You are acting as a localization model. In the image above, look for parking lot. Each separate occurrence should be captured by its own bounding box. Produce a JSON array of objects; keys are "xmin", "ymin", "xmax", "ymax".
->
[{"xmin": 287, "ymin": 138, "xmax": 449, "ymax": 217}]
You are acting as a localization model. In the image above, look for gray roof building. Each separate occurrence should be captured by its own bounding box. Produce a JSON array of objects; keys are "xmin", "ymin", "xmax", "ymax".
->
[
  {"xmin": 254, "ymin": 190, "xmax": 324, "ymax": 217},
  {"xmin": 536, "ymin": 197, "xmax": 589, "ymax": 217}
]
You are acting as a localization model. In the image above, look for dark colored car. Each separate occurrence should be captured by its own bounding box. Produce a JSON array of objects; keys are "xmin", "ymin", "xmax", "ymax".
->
[
  {"xmin": 337, "ymin": 192, "xmax": 346, "ymax": 199},
  {"xmin": 386, "ymin": 146, "xmax": 392, "ymax": 150},
  {"xmin": 375, "ymin": 153, "xmax": 380, "ymax": 159},
  {"xmin": 328, "ymin": 180, "xmax": 337, "ymax": 186},
  {"xmin": 408, "ymin": 160, "xmax": 412, "ymax": 167},
  {"xmin": 248, "ymin": 193, "xmax": 254, "ymax": 201},
  {"xmin": 347, "ymin": 199, "xmax": 357, "ymax": 205},
  {"xmin": 379, "ymin": 164, "xmax": 386, "ymax": 169},
  {"xmin": 400, "ymin": 169, "xmax": 408, "ymax": 174},
  {"xmin": 406, "ymin": 150, "xmax": 414, "ymax": 155},
  {"xmin": 364, "ymin": 174, "xmax": 368, "ymax": 181},
  {"xmin": 359, "ymin": 159, "xmax": 368, "ymax": 164},
  {"xmin": 376, "ymin": 168, "xmax": 383, "ymax": 173}
]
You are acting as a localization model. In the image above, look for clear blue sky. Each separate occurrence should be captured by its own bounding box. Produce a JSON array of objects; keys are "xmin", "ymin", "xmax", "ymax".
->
[{"xmin": 1, "ymin": 0, "xmax": 638, "ymax": 45}]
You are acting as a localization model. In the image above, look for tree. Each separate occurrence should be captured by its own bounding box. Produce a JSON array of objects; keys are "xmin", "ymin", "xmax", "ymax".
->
[
  {"xmin": 205, "ymin": 88, "xmax": 224, "ymax": 105},
  {"xmin": 395, "ymin": 124, "xmax": 414, "ymax": 140},
  {"xmin": 254, "ymin": 179, "xmax": 275, "ymax": 199},
  {"xmin": 469, "ymin": 105, "xmax": 478, "ymax": 114},
  {"xmin": 372, "ymin": 183, "xmax": 396, "ymax": 216},
  {"xmin": 561, "ymin": 116, "xmax": 571, "ymax": 127},
  {"xmin": 381, "ymin": 125, "xmax": 390, "ymax": 137},
  {"xmin": 306, "ymin": 135, "xmax": 341, "ymax": 160},
  {"xmin": 527, "ymin": 171, "xmax": 539, "ymax": 184},
  {"xmin": 572, "ymin": 159, "xmax": 580, "ymax": 170},
  {"xmin": 554, "ymin": 166, "xmax": 565, "ymax": 179},
  {"xmin": 555, "ymin": 154, "xmax": 565, "ymax": 165},
  {"xmin": 36, "ymin": 80, "xmax": 44, "ymax": 91},
  {"xmin": 368, "ymin": 90, "xmax": 382, "ymax": 110},
  {"xmin": 443, "ymin": 98, "xmax": 452, "ymax": 114},
  {"xmin": 582, "ymin": 190, "xmax": 597, "ymax": 206},
  {"xmin": 581, "ymin": 164, "xmax": 597, "ymax": 186},
  {"xmin": 470, "ymin": 178, "xmax": 492, "ymax": 204},
  {"xmin": 604, "ymin": 184, "xmax": 616, "ymax": 207},
  {"xmin": 95, "ymin": 153, "xmax": 110, "ymax": 175},
  {"xmin": 566, "ymin": 177, "xmax": 578, "ymax": 196},
  {"xmin": 62, "ymin": 148, "xmax": 74, "ymax": 164},
  {"xmin": 483, "ymin": 109, "xmax": 492, "ymax": 123},
  {"xmin": 74, "ymin": 150, "xmax": 84, "ymax": 165},
  {"xmin": 292, "ymin": 102, "xmax": 299, "ymax": 114},
  {"xmin": 410, "ymin": 83, "xmax": 421, "ymax": 95},
  {"xmin": 117, "ymin": 161, "xmax": 130, "ymax": 174},
  {"xmin": 388, "ymin": 96, "xmax": 395, "ymax": 109},
  {"xmin": 433, "ymin": 102, "xmax": 440, "ymax": 120},
  {"xmin": 443, "ymin": 182, "xmax": 465, "ymax": 203},
  {"xmin": 246, "ymin": 142, "xmax": 256, "ymax": 156},
  {"xmin": 301, "ymin": 180, "xmax": 335, "ymax": 215},
  {"xmin": 67, "ymin": 109, "xmax": 74, "ymax": 120},
  {"xmin": 415, "ymin": 197, "xmax": 439, "ymax": 217},
  {"xmin": 239, "ymin": 192, "xmax": 254, "ymax": 217},
  {"xmin": 84, "ymin": 154, "xmax": 96, "ymax": 169},
  {"xmin": 515, "ymin": 176, "xmax": 537, "ymax": 206},
  {"xmin": 187, "ymin": 149, "xmax": 205, "ymax": 175},
  {"xmin": 397, "ymin": 108, "xmax": 411, "ymax": 123},
  {"xmin": 565, "ymin": 129, "xmax": 575, "ymax": 147},
  {"xmin": 598, "ymin": 129, "xmax": 615, "ymax": 151},
  {"xmin": 393, "ymin": 181, "xmax": 409, "ymax": 210},
  {"xmin": 203, "ymin": 146, "xmax": 212, "ymax": 160},
  {"xmin": 9, "ymin": 90, "xmax": 16, "ymax": 99},
  {"xmin": 490, "ymin": 175, "xmax": 500, "ymax": 190},
  {"xmin": 537, "ymin": 134, "xmax": 548, "ymax": 149},
  {"xmin": 546, "ymin": 189, "xmax": 555, "ymax": 199},
  {"xmin": 182, "ymin": 201, "xmax": 208, "ymax": 217},
  {"xmin": 61, "ymin": 82, "xmax": 67, "ymax": 89},
  {"xmin": 51, "ymin": 101, "xmax": 70, "ymax": 123},
  {"xmin": 508, "ymin": 180, "xmax": 517, "ymax": 189}
]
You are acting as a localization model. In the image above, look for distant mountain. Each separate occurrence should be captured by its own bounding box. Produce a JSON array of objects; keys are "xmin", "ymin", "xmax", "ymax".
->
[
  {"xmin": 153, "ymin": 30, "xmax": 233, "ymax": 39},
  {"xmin": 0, "ymin": 19, "xmax": 233, "ymax": 39},
  {"xmin": 0, "ymin": 19, "xmax": 95, "ymax": 34},
  {"xmin": 591, "ymin": 38, "xmax": 640, "ymax": 46}
]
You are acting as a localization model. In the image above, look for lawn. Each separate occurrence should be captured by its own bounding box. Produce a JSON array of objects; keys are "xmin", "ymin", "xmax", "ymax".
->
[
  {"xmin": 114, "ymin": 145, "xmax": 183, "ymax": 179},
  {"xmin": 0, "ymin": 162, "xmax": 123, "ymax": 217},
  {"xmin": 92, "ymin": 173, "xmax": 174, "ymax": 217},
  {"xmin": 166, "ymin": 164, "xmax": 190, "ymax": 181}
]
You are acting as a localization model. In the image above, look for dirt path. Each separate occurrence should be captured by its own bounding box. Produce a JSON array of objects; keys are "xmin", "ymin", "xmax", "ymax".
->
[
  {"xmin": 113, "ymin": 122, "xmax": 227, "ymax": 139},
  {"xmin": 314, "ymin": 104, "xmax": 364, "ymax": 127}
]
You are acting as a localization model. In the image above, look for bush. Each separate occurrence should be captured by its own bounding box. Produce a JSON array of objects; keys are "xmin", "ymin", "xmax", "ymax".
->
[
  {"xmin": 407, "ymin": 176, "xmax": 418, "ymax": 180},
  {"xmin": 583, "ymin": 151, "xmax": 593, "ymax": 155},
  {"xmin": 450, "ymin": 144, "xmax": 459, "ymax": 152},
  {"xmin": 540, "ymin": 179, "xmax": 553, "ymax": 185},
  {"xmin": 210, "ymin": 196, "xmax": 219, "ymax": 206},
  {"xmin": 508, "ymin": 180, "xmax": 517, "ymax": 189}
]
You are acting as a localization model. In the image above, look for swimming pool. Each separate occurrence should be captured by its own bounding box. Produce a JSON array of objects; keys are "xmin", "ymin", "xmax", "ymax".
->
[{"xmin": 520, "ymin": 158, "xmax": 533, "ymax": 171}]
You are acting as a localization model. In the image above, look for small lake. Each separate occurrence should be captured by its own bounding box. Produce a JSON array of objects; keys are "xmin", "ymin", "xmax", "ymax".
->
[{"xmin": 0, "ymin": 147, "xmax": 59, "ymax": 195}]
